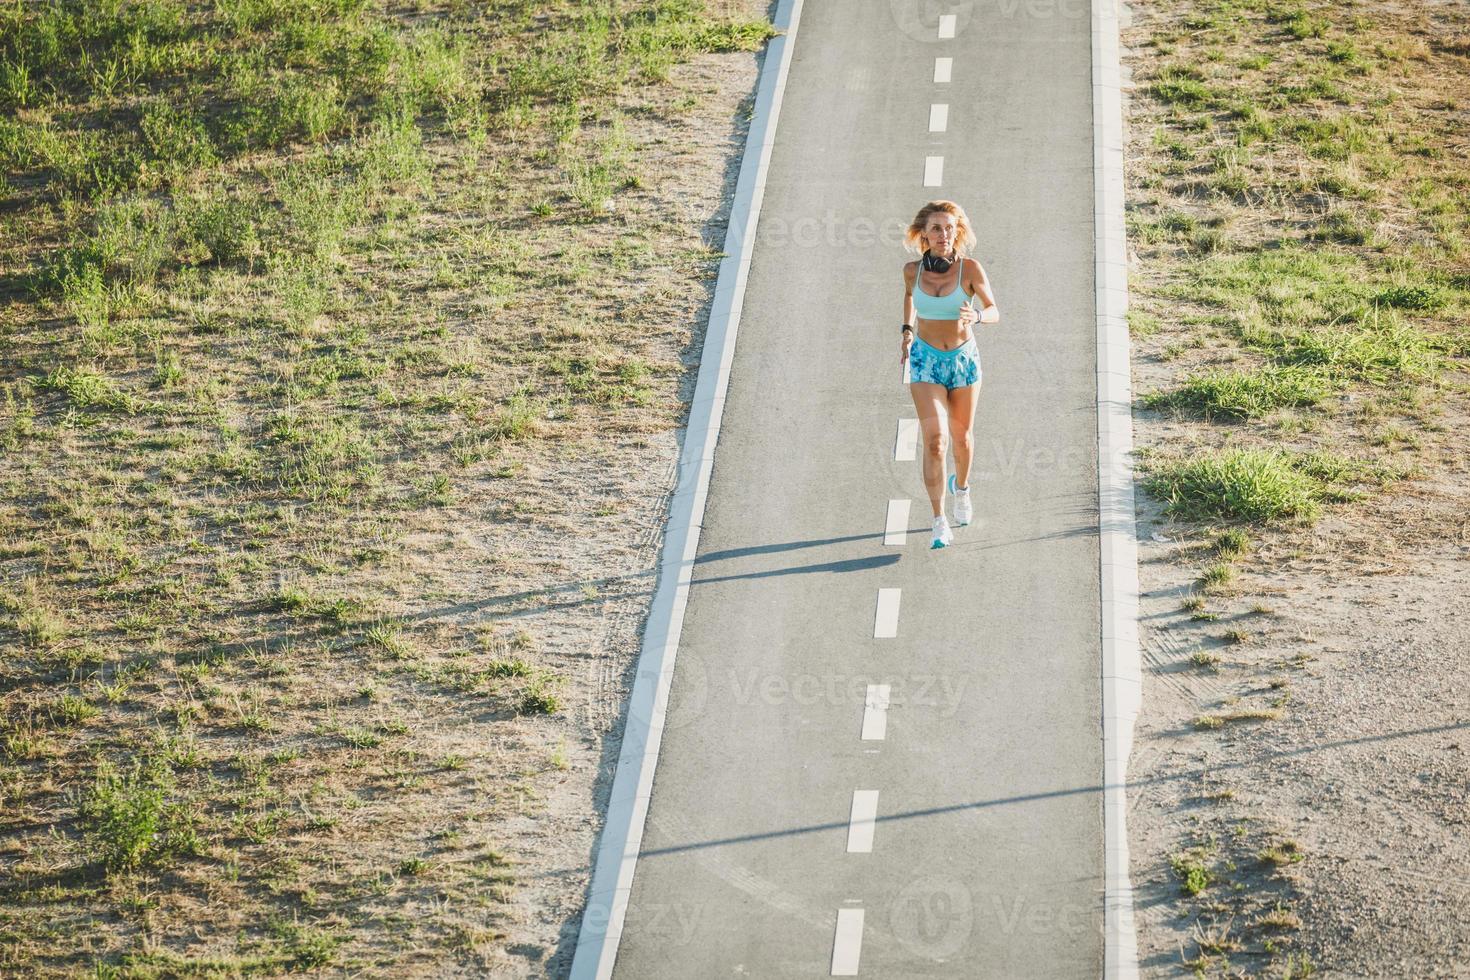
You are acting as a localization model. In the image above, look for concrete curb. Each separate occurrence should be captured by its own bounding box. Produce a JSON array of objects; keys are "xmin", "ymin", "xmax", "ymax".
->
[
  {"xmin": 565, "ymin": 0, "xmax": 805, "ymax": 976},
  {"xmin": 1091, "ymin": 0, "xmax": 1141, "ymax": 976}
]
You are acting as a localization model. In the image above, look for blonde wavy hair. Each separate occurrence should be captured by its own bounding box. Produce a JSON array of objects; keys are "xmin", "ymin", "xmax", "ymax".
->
[{"xmin": 904, "ymin": 200, "xmax": 977, "ymax": 257}]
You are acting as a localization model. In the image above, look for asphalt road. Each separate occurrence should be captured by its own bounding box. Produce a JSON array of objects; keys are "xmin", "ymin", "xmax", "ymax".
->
[{"xmin": 613, "ymin": 0, "xmax": 1104, "ymax": 975}]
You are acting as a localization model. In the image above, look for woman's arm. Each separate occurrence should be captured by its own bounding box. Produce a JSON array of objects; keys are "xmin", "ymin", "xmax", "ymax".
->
[
  {"xmin": 900, "ymin": 262, "xmax": 915, "ymax": 362},
  {"xmin": 901, "ymin": 261, "xmax": 917, "ymax": 327},
  {"xmin": 965, "ymin": 258, "xmax": 1000, "ymax": 324}
]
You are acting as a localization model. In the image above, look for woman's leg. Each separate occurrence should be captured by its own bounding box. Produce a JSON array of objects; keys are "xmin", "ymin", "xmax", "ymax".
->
[
  {"xmin": 945, "ymin": 381, "xmax": 980, "ymax": 490},
  {"xmin": 909, "ymin": 381, "xmax": 949, "ymax": 517}
]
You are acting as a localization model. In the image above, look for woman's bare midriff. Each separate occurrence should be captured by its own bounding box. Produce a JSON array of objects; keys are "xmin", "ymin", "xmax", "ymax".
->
[{"xmin": 914, "ymin": 316, "xmax": 972, "ymax": 351}]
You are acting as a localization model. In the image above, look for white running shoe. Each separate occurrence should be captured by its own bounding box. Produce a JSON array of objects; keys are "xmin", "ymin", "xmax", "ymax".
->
[
  {"xmin": 949, "ymin": 473, "xmax": 972, "ymax": 526},
  {"xmin": 931, "ymin": 515, "xmax": 954, "ymax": 549}
]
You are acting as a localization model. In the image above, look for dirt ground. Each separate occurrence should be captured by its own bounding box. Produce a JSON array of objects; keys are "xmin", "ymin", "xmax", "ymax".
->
[
  {"xmin": 1129, "ymin": 488, "xmax": 1470, "ymax": 976},
  {"xmin": 457, "ymin": 27, "xmax": 769, "ymax": 979},
  {"xmin": 1118, "ymin": 0, "xmax": 1470, "ymax": 975}
]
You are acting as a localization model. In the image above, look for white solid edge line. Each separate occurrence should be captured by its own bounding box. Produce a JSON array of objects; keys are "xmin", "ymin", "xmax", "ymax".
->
[
  {"xmin": 873, "ymin": 588, "xmax": 901, "ymax": 638},
  {"xmin": 861, "ymin": 684, "xmax": 891, "ymax": 740},
  {"xmin": 831, "ymin": 908, "xmax": 865, "ymax": 976},
  {"xmin": 924, "ymin": 155, "xmax": 944, "ymax": 186},
  {"xmin": 934, "ymin": 56, "xmax": 953, "ymax": 83},
  {"xmin": 883, "ymin": 499, "xmax": 910, "ymax": 546},
  {"xmin": 565, "ymin": 0, "xmax": 806, "ymax": 976},
  {"xmin": 1091, "ymin": 0, "xmax": 1141, "ymax": 976},
  {"xmin": 846, "ymin": 790, "xmax": 880, "ymax": 853}
]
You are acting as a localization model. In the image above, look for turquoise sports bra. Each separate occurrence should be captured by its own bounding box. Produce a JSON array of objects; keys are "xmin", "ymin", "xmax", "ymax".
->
[{"xmin": 912, "ymin": 255, "xmax": 970, "ymax": 321}]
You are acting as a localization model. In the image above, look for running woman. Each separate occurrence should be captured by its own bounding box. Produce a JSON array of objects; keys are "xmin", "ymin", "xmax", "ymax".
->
[{"xmin": 901, "ymin": 200, "xmax": 1000, "ymax": 549}]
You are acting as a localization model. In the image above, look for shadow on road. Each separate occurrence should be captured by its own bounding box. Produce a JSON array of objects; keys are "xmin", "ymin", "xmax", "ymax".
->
[{"xmin": 633, "ymin": 720, "xmax": 1470, "ymax": 859}]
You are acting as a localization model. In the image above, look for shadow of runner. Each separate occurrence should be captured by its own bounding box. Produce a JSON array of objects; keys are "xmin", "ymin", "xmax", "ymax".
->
[{"xmin": 692, "ymin": 553, "xmax": 900, "ymax": 583}]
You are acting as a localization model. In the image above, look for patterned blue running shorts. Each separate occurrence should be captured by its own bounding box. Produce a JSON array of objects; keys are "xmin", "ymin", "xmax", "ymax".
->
[{"xmin": 907, "ymin": 335, "xmax": 981, "ymax": 390}]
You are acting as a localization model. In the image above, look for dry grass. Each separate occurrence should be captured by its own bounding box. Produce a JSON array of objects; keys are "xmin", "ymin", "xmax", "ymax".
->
[
  {"xmin": 1126, "ymin": 0, "xmax": 1470, "ymax": 973},
  {"xmin": 1130, "ymin": 0, "xmax": 1470, "ymax": 543},
  {"xmin": 0, "ymin": 0, "xmax": 774, "ymax": 975}
]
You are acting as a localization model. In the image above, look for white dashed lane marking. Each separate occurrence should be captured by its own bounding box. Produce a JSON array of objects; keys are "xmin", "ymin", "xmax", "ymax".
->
[
  {"xmin": 924, "ymin": 155, "xmax": 943, "ymax": 186},
  {"xmin": 873, "ymin": 588, "xmax": 901, "ymax": 638},
  {"xmin": 895, "ymin": 418, "xmax": 918, "ymax": 461},
  {"xmin": 846, "ymin": 791, "xmax": 880, "ymax": 853},
  {"xmin": 852, "ymin": 29, "xmax": 954, "ymax": 971},
  {"xmin": 861, "ymin": 684, "xmax": 891, "ymax": 740},
  {"xmin": 883, "ymin": 499, "xmax": 910, "ymax": 546},
  {"xmin": 830, "ymin": 907, "xmax": 865, "ymax": 976}
]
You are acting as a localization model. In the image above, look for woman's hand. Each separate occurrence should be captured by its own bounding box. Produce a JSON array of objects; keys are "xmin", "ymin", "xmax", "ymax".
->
[
  {"xmin": 900, "ymin": 331, "xmax": 912, "ymax": 364},
  {"xmin": 961, "ymin": 301, "xmax": 998, "ymax": 327}
]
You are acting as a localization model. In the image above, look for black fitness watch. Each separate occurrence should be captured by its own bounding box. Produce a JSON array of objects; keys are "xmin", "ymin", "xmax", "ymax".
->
[{"xmin": 901, "ymin": 323, "xmax": 913, "ymax": 334}]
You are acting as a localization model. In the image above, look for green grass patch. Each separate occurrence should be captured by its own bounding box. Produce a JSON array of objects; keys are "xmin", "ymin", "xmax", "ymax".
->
[
  {"xmin": 30, "ymin": 365, "xmax": 140, "ymax": 414},
  {"xmin": 489, "ymin": 390, "xmax": 547, "ymax": 441},
  {"xmin": 1176, "ymin": 246, "xmax": 1453, "ymax": 385},
  {"xmin": 1148, "ymin": 449, "xmax": 1324, "ymax": 523},
  {"xmin": 1312, "ymin": 207, "xmax": 1378, "ymax": 245},
  {"xmin": 78, "ymin": 758, "xmax": 198, "ymax": 874},
  {"xmin": 1212, "ymin": 528, "xmax": 1252, "ymax": 559},
  {"xmin": 1267, "ymin": 5, "xmax": 1329, "ymax": 40},
  {"xmin": 1259, "ymin": 838, "xmax": 1305, "ymax": 865},
  {"xmin": 1252, "ymin": 316, "xmax": 1441, "ymax": 384},
  {"xmin": 1191, "ymin": 650, "xmax": 1223, "ymax": 670},
  {"xmin": 1200, "ymin": 562, "xmax": 1237, "ymax": 590},
  {"xmin": 487, "ymin": 658, "xmax": 533, "ymax": 678},
  {"xmin": 1145, "ymin": 364, "xmax": 1335, "ymax": 420},
  {"xmin": 518, "ymin": 681, "xmax": 560, "ymax": 716},
  {"xmin": 1145, "ymin": 446, "xmax": 1403, "ymax": 524},
  {"xmin": 1150, "ymin": 64, "xmax": 1219, "ymax": 108},
  {"xmin": 1281, "ymin": 113, "xmax": 1381, "ymax": 160},
  {"xmin": 1170, "ymin": 849, "xmax": 1216, "ymax": 895},
  {"xmin": 1372, "ymin": 283, "xmax": 1446, "ymax": 311}
]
